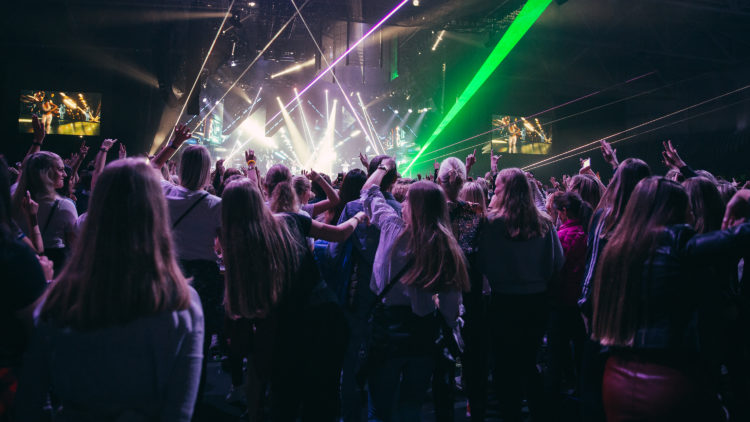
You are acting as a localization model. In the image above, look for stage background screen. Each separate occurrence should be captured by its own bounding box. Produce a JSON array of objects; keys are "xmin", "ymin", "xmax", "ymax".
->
[
  {"xmin": 19, "ymin": 90, "xmax": 102, "ymax": 136},
  {"xmin": 490, "ymin": 114, "xmax": 551, "ymax": 155}
]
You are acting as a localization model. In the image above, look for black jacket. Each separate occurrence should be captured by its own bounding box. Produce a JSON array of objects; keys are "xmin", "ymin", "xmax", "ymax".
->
[{"xmin": 631, "ymin": 222, "xmax": 750, "ymax": 355}]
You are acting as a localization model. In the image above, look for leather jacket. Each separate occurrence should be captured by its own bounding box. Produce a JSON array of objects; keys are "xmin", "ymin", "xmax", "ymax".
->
[{"xmin": 631, "ymin": 222, "xmax": 750, "ymax": 355}]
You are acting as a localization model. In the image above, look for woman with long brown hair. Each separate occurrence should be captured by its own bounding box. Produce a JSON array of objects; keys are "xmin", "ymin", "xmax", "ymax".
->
[
  {"xmin": 15, "ymin": 158, "xmax": 203, "ymax": 422},
  {"xmin": 221, "ymin": 178, "xmax": 358, "ymax": 421},
  {"xmin": 577, "ymin": 157, "xmax": 651, "ymax": 422},
  {"xmin": 479, "ymin": 167, "xmax": 564, "ymax": 422},
  {"xmin": 361, "ymin": 157, "xmax": 469, "ymax": 421},
  {"xmin": 590, "ymin": 178, "xmax": 750, "ymax": 421}
]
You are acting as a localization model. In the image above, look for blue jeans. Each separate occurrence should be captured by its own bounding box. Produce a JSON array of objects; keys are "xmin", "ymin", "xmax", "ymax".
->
[{"xmin": 368, "ymin": 356, "xmax": 435, "ymax": 422}]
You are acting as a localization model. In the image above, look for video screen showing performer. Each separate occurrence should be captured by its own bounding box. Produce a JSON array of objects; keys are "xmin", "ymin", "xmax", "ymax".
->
[
  {"xmin": 19, "ymin": 90, "xmax": 101, "ymax": 136},
  {"xmin": 490, "ymin": 114, "xmax": 551, "ymax": 155}
]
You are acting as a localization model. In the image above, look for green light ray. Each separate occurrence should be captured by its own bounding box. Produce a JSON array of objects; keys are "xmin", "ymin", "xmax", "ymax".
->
[{"xmin": 405, "ymin": 0, "xmax": 552, "ymax": 174}]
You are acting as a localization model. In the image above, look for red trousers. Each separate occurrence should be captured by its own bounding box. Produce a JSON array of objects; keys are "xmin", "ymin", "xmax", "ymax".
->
[{"xmin": 602, "ymin": 353, "xmax": 719, "ymax": 422}]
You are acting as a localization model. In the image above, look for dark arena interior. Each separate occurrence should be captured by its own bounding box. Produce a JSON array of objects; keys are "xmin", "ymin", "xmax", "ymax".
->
[{"xmin": 3, "ymin": 1, "xmax": 750, "ymax": 421}]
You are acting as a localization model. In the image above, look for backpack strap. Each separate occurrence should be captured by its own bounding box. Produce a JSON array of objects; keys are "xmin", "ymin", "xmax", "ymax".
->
[
  {"xmin": 42, "ymin": 200, "xmax": 60, "ymax": 236},
  {"xmin": 172, "ymin": 193, "xmax": 209, "ymax": 229}
]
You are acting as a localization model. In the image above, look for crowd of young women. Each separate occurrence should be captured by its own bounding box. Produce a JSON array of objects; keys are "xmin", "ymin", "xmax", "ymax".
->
[{"xmin": 2, "ymin": 117, "xmax": 750, "ymax": 422}]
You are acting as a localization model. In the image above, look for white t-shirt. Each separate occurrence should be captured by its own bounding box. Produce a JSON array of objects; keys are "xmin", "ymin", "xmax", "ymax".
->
[
  {"xmin": 17, "ymin": 197, "xmax": 78, "ymax": 250},
  {"xmin": 161, "ymin": 180, "xmax": 222, "ymax": 262}
]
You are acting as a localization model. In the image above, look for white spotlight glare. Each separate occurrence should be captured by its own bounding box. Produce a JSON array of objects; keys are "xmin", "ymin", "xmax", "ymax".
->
[
  {"xmin": 394, "ymin": 110, "xmax": 399, "ymax": 114},
  {"xmin": 408, "ymin": 108, "xmax": 413, "ymax": 113},
  {"xmin": 413, "ymin": 0, "xmax": 420, "ymax": 6}
]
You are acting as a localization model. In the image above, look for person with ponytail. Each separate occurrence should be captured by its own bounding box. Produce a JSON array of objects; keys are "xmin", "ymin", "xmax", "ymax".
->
[
  {"xmin": 221, "ymin": 178, "xmax": 354, "ymax": 421},
  {"xmin": 479, "ymin": 167, "xmax": 565, "ymax": 422},
  {"xmin": 361, "ymin": 157, "xmax": 469, "ymax": 421}
]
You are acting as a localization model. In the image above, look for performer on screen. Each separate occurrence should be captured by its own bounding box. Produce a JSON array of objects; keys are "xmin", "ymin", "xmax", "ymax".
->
[
  {"xmin": 40, "ymin": 94, "xmax": 59, "ymax": 133},
  {"xmin": 508, "ymin": 118, "xmax": 520, "ymax": 154}
]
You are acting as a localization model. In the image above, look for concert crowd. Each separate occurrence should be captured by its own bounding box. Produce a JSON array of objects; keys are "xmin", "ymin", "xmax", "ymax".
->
[{"xmin": 2, "ymin": 115, "xmax": 750, "ymax": 422}]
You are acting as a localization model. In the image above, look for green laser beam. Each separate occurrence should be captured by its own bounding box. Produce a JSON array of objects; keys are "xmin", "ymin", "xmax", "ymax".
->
[{"xmin": 404, "ymin": 0, "xmax": 553, "ymax": 175}]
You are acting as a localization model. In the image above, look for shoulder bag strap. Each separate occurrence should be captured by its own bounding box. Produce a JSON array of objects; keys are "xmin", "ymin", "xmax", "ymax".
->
[
  {"xmin": 172, "ymin": 193, "xmax": 209, "ymax": 229},
  {"xmin": 368, "ymin": 260, "xmax": 414, "ymax": 313},
  {"xmin": 42, "ymin": 200, "xmax": 60, "ymax": 235}
]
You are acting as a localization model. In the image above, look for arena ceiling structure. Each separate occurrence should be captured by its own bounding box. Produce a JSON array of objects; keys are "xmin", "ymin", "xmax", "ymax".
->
[{"xmin": 3, "ymin": 0, "xmax": 750, "ymax": 179}]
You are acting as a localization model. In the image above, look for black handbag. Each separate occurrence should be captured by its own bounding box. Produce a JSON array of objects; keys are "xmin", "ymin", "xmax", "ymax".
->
[{"xmin": 355, "ymin": 262, "xmax": 464, "ymax": 386}]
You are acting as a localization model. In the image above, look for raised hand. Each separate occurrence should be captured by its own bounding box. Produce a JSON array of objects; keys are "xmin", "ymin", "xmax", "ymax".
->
[
  {"xmin": 434, "ymin": 160, "xmax": 440, "ymax": 171},
  {"xmin": 32, "ymin": 114, "xmax": 45, "ymax": 144},
  {"xmin": 216, "ymin": 159, "xmax": 225, "ymax": 173},
  {"xmin": 600, "ymin": 139, "xmax": 618, "ymax": 169},
  {"xmin": 244, "ymin": 150, "xmax": 256, "ymax": 166},
  {"xmin": 79, "ymin": 140, "xmax": 89, "ymax": 157},
  {"xmin": 381, "ymin": 157, "xmax": 396, "ymax": 172},
  {"xmin": 359, "ymin": 152, "xmax": 369, "ymax": 168},
  {"xmin": 304, "ymin": 169, "xmax": 321, "ymax": 182},
  {"xmin": 662, "ymin": 140, "xmax": 686, "ymax": 169},
  {"xmin": 101, "ymin": 138, "xmax": 118, "ymax": 151},
  {"xmin": 118, "ymin": 143, "xmax": 127, "ymax": 159},
  {"xmin": 21, "ymin": 191, "xmax": 39, "ymax": 217},
  {"xmin": 490, "ymin": 150, "xmax": 501, "ymax": 173},
  {"xmin": 550, "ymin": 176, "xmax": 561, "ymax": 190},
  {"xmin": 465, "ymin": 149, "xmax": 477, "ymax": 170},
  {"xmin": 171, "ymin": 124, "xmax": 192, "ymax": 148},
  {"xmin": 579, "ymin": 157, "xmax": 593, "ymax": 175}
]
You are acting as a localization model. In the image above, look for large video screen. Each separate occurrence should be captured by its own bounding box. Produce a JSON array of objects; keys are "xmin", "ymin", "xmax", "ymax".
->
[
  {"xmin": 19, "ymin": 90, "xmax": 101, "ymax": 136},
  {"xmin": 490, "ymin": 114, "xmax": 551, "ymax": 155}
]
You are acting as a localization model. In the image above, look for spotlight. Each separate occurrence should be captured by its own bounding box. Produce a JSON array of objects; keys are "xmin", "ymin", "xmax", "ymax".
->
[
  {"xmin": 270, "ymin": 58, "xmax": 315, "ymax": 79},
  {"xmin": 413, "ymin": 0, "xmax": 420, "ymax": 5},
  {"xmin": 248, "ymin": 1, "xmax": 256, "ymax": 6},
  {"xmin": 408, "ymin": 108, "xmax": 413, "ymax": 113},
  {"xmin": 394, "ymin": 109, "xmax": 399, "ymax": 114}
]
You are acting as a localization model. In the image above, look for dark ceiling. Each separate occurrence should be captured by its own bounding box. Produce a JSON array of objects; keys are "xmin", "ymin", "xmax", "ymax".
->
[{"xmin": 3, "ymin": 0, "xmax": 750, "ymax": 177}]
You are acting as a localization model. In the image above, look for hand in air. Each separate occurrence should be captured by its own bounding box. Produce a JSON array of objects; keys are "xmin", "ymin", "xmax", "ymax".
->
[
  {"xmin": 599, "ymin": 139, "xmax": 618, "ymax": 168},
  {"xmin": 32, "ymin": 114, "xmax": 45, "ymax": 143},
  {"xmin": 101, "ymin": 138, "xmax": 118, "ymax": 151},
  {"xmin": 171, "ymin": 124, "xmax": 192, "ymax": 148},
  {"xmin": 661, "ymin": 140, "xmax": 686, "ymax": 170},
  {"xmin": 434, "ymin": 160, "xmax": 440, "ymax": 171},
  {"xmin": 79, "ymin": 140, "xmax": 89, "ymax": 157},
  {"xmin": 118, "ymin": 143, "xmax": 127, "ymax": 159},
  {"xmin": 490, "ymin": 150, "xmax": 501, "ymax": 172},
  {"xmin": 465, "ymin": 149, "xmax": 477, "ymax": 169},
  {"xmin": 359, "ymin": 152, "xmax": 369, "ymax": 168},
  {"xmin": 244, "ymin": 149, "xmax": 256, "ymax": 164},
  {"xmin": 303, "ymin": 169, "xmax": 321, "ymax": 182}
]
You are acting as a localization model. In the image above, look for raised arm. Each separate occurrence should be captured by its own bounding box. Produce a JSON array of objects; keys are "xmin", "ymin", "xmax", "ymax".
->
[
  {"xmin": 600, "ymin": 139, "xmax": 619, "ymax": 170},
  {"xmin": 308, "ymin": 211, "xmax": 367, "ymax": 243},
  {"xmin": 69, "ymin": 141, "xmax": 89, "ymax": 179},
  {"xmin": 304, "ymin": 169, "xmax": 340, "ymax": 217},
  {"xmin": 92, "ymin": 138, "xmax": 117, "ymax": 190},
  {"xmin": 662, "ymin": 140, "xmax": 697, "ymax": 179},
  {"xmin": 152, "ymin": 124, "xmax": 192, "ymax": 170},
  {"xmin": 465, "ymin": 149, "xmax": 477, "ymax": 177},
  {"xmin": 244, "ymin": 150, "xmax": 263, "ymax": 195},
  {"xmin": 25, "ymin": 115, "xmax": 46, "ymax": 158}
]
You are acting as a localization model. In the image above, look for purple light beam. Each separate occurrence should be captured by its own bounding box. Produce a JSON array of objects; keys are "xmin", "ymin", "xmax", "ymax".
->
[{"xmin": 266, "ymin": 0, "xmax": 410, "ymax": 127}]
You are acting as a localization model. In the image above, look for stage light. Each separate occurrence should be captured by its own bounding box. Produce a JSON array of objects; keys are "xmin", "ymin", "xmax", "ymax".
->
[
  {"xmin": 270, "ymin": 57, "xmax": 315, "ymax": 79},
  {"xmin": 248, "ymin": 1, "xmax": 256, "ymax": 6},
  {"xmin": 408, "ymin": 108, "xmax": 413, "ymax": 113},
  {"xmin": 413, "ymin": 0, "xmax": 420, "ymax": 6},
  {"xmin": 405, "ymin": 0, "xmax": 552, "ymax": 174},
  {"xmin": 202, "ymin": 98, "xmax": 208, "ymax": 103},
  {"xmin": 394, "ymin": 110, "xmax": 399, "ymax": 114},
  {"xmin": 269, "ymin": 0, "xmax": 411, "ymax": 125},
  {"xmin": 431, "ymin": 30, "xmax": 445, "ymax": 51},
  {"xmin": 351, "ymin": 130, "xmax": 362, "ymax": 137},
  {"xmin": 276, "ymin": 97, "xmax": 310, "ymax": 163}
]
